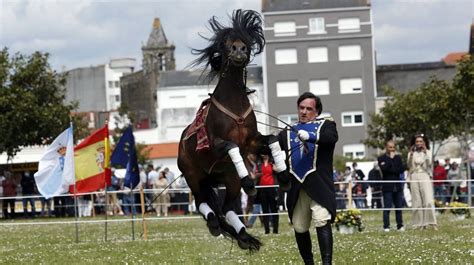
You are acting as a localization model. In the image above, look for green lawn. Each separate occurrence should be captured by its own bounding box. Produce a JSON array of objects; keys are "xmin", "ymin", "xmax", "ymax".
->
[{"xmin": 0, "ymin": 211, "xmax": 472, "ymax": 264}]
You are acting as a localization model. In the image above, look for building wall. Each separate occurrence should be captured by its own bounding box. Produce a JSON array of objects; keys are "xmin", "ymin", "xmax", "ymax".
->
[
  {"xmin": 376, "ymin": 63, "xmax": 456, "ymax": 97},
  {"xmin": 263, "ymin": 5, "xmax": 376, "ymax": 158},
  {"xmin": 120, "ymin": 70, "xmax": 157, "ymax": 128},
  {"xmin": 65, "ymin": 65, "xmax": 107, "ymax": 112}
]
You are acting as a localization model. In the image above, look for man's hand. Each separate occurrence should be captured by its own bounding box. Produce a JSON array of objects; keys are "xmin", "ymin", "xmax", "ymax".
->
[{"xmin": 297, "ymin": 130, "xmax": 310, "ymax": 141}]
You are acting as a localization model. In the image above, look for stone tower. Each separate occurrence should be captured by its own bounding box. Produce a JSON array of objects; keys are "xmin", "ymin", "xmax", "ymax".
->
[{"xmin": 142, "ymin": 18, "xmax": 176, "ymax": 74}]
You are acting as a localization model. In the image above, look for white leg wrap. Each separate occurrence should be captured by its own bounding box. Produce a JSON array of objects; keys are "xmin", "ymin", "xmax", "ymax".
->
[
  {"xmin": 225, "ymin": 210, "xmax": 245, "ymax": 233},
  {"xmin": 199, "ymin": 203, "xmax": 214, "ymax": 219},
  {"xmin": 228, "ymin": 147, "xmax": 248, "ymax": 179},
  {"xmin": 269, "ymin": 142, "xmax": 287, "ymax": 172}
]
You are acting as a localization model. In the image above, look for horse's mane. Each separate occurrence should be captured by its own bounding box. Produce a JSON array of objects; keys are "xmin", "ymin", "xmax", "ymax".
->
[{"xmin": 190, "ymin": 9, "xmax": 265, "ymax": 82}]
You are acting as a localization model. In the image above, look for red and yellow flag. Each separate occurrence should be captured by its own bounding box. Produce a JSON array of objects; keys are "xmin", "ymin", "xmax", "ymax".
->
[{"xmin": 70, "ymin": 125, "xmax": 111, "ymax": 193}]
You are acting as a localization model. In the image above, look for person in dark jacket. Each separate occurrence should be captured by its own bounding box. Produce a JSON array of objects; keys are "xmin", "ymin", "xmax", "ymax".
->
[
  {"xmin": 368, "ymin": 162, "xmax": 383, "ymax": 209},
  {"xmin": 277, "ymin": 92, "xmax": 338, "ymax": 265},
  {"xmin": 377, "ymin": 140, "xmax": 406, "ymax": 232},
  {"xmin": 21, "ymin": 171, "xmax": 36, "ymax": 218}
]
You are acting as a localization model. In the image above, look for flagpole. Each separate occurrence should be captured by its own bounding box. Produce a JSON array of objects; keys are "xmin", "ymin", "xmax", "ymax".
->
[
  {"xmin": 104, "ymin": 183, "xmax": 108, "ymax": 242},
  {"xmin": 131, "ymin": 182, "xmax": 135, "ymax": 241},
  {"xmin": 139, "ymin": 185, "xmax": 148, "ymax": 240},
  {"xmin": 70, "ymin": 121, "xmax": 79, "ymax": 244}
]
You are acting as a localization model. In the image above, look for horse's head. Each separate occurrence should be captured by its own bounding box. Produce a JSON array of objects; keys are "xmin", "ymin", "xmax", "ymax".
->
[{"xmin": 191, "ymin": 9, "xmax": 265, "ymax": 80}]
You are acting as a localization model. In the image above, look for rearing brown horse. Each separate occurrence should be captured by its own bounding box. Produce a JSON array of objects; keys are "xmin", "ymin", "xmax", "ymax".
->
[{"xmin": 178, "ymin": 10, "xmax": 288, "ymax": 252}]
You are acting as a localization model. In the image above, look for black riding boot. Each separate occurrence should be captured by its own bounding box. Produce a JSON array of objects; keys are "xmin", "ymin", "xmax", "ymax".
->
[
  {"xmin": 295, "ymin": 231, "xmax": 314, "ymax": 265},
  {"xmin": 316, "ymin": 223, "xmax": 333, "ymax": 265}
]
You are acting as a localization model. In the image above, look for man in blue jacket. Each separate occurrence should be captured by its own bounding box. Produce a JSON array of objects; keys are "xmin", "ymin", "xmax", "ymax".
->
[
  {"xmin": 277, "ymin": 92, "xmax": 338, "ymax": 265},
  {"xmin": 377, "ymin": 140, "xmax": 406, "ymax": 232}
]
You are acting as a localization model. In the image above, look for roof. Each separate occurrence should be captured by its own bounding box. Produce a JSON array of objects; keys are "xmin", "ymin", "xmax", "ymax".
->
[
  {"xmin": 144, "ymin": 142, "xmax": 179, "ymax": 159},
  {"xmin": 145, "ymin": 18, "xmax": 171, "ymax": 48},
  {"xmin": 158, "ymin": 66, "xmax": 263, "ymax": 89},
  {"xmin": 442, "ymin": 52, "xmax": 468, "ymax": 66},
  {"xmin": 262, "ymin": 0, "xmax": 369, "ymax": 12},
  {"xmin": 376, "ymin": 61, "xmax": 452, "ymax": 72}
]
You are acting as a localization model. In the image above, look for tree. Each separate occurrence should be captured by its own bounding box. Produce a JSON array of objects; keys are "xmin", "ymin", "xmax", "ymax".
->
[
  {"xmin": 0, "ymin": 48, "xmax": 88, "ymax": 159},
  {"xmin": 365, "ymin": 54, "xmax": 474, "ymax": 160}
]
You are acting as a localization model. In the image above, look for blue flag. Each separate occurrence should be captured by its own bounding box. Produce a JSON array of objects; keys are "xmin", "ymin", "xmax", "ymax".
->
[{"xmin": 111, "ymin": 126, "xmax": 140, "ymax": 189}]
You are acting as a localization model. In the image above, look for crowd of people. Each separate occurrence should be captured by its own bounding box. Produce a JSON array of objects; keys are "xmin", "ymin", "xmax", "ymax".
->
[{"xmin": 0, "ymin": 166, "xmax": 191, "ymax": 219}]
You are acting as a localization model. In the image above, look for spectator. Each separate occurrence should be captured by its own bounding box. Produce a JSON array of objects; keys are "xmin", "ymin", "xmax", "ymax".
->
[
  {"xmin": 244, "ymin": 153, "xmax": 262, "ymax": 228},
  {"xmin": 433, "ymin": 160, "xmax": 448, "ymax": 204},
  {"xmin": 153, "ymin": 170, "xmax": 170, "ymax": 217},
  {"xmin": 378, "ymin": 140, "xmax": 405, "ymax": 232},
  {"xmin": 351, "ymin": 162, "xmax": 367, "ymax": 208},
  {"xmin": 407, "ymin": 133, "xmax": 437, "ymax": 230},
  {"xmin": 0, "ymin": 171, "xmax": 5, "ymax": 218},
  {"xmin": 368, "ymin": 162, "xmax": 383, "ymax": 209},
  {"xmin": 257, "ymin": 153, "xmax": 279, "ymax": 234},
  {"xmin": 335, "ymin": 183, "xmax": 347, "ymax": 210},
  {"xmin": 40, "ymin": 197, "xmax": 52, "ymax": 217},
  {"xmin": 444, "ymin": 158, "xmax": 452, "ymax": 172},
  {"xmin": 146, "ymin": 165, "xmax": 159, "ymax": 211},
  {"xmin": 21, "ymin": 171, "xmax": 36, "ymax": 218},
  {"xmin": 173, "ymin": 174, "xmax": 190, "ymax": 214},
  {"xmin": 53, "ymin": 194, "xmax": 67, "ymax": 217},
  {"xmin": 2, "ymin": 171, "xmax": 16, "ymax": 219},
  {"xmin": 447, "ymin": 162, "xmax": 461, "ymax": 203},
  {"xmin": 106, "ymin": 169, "xmax": 123, "ymax": 216}
]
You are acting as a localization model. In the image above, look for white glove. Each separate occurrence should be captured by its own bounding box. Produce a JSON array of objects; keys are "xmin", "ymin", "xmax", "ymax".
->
[{"xmin": 297, "ymin": 130, "xmax": 310, "ymax": 141}]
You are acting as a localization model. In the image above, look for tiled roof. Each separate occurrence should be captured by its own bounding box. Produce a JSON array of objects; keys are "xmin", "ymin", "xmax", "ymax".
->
[
  {"xmin": 144, "ymin": 142, "xmax": 179, "ymax": 159},
  {"xmin": 442, "ymin": 52, "xmax": 468, "ymax": 66}
]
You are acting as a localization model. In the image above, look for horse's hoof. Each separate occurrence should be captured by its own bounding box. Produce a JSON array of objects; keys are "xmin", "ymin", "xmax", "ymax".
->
[
  {"xmin": 237, "ymin": 228, "xmax": 262, "ymax": 252},
  {"xmin": 241, "ymin": 176, "xmax": 257, "ymax": 196},
  {"xmin": 207, "ymin": 213, "xmax": 221, "ymax": 237}
]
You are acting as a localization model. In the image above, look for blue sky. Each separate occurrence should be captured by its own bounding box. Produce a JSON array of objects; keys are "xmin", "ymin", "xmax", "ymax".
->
[{"xmin": 1, "ymin": 0, "xmax": 472, "ymax": 71}]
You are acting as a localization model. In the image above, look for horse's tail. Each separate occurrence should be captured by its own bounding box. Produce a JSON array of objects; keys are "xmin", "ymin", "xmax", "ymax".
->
[{"xmin": 217, "ymin": 215, "xmax": 262, "ymax": 253}]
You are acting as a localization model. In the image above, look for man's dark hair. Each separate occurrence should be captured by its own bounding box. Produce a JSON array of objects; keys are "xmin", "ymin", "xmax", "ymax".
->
[{"xmin": 297, "ymin": 92, "xmax": 322, "ymax": 115}]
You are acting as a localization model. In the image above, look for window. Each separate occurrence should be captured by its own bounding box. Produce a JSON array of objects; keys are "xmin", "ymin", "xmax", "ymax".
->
[
  {"xmin": 307, "ymin": 47, "xmax": 328, "ymax": 63},
  {"xmin": 275, "ymin": 49, "xmax": 297, "ymax": 65},
  {"xmin": 338, "ymin": 18, "xmax": 360, "ymax": 33},
  {"xmin": 114, "ymin": 81, "xmax": 120, "ymax": 88},
  {"xmin": 340, "ymin": 78, "xmax": 362, "ymax": 94},
  {"xmin": 343, "ymin": 144, "xmax": 366, "ymax": 159},
  {"xmin": 115, "ymin": 95, "xmax": 120, "ymax": 102},
  {"xmin": 308, "ymin": 17, "xmax": 325, "ymax": 34},
  {"xmin": 309, "ymin": 79, "xmax": 330, "ymax": 95},
  {"xmin": 341, "ymin": 111, "xmax": 364, "ymax": 127},
  {"xmin": 108, "ymin": 81, "xmax": 113, "ymax": 88},
  {"xmin": 276, "ymin": 81, "xmax": 299, "ymax": 97},
  {"xmin": 338, "ymin": 45, "xmax": 361, "ymax": 61},
  {"xmin": 274, "ymin": 21, "xmax": 296, "ymax": 37},
  {"xmin": 277, "ymin": 114, "xmax": 298, "ymax": 128}
]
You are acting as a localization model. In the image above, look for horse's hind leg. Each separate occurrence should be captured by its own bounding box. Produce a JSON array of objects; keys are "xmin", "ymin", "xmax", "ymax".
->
[
  {"xmin": 222, "ymin": 176, "xmax": 262, "ymax": 252},
  {"xmin": 187, "ymin": 173, "xmax": 221, "ymax": 236},
  {"xmin": 213, "ymin": 138, "xmax": 256, "ymax": 196}
]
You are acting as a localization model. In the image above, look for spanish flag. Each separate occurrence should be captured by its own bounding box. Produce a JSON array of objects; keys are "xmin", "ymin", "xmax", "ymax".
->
[{"xmin": 70, "ymin": 125, "xmax": 111, "ymax": 193}]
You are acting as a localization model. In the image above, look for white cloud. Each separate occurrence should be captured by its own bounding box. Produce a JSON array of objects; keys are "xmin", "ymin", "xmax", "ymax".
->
[{"xmin": 1, "ymin": 0, "xmax": 472, "ymax": 70}]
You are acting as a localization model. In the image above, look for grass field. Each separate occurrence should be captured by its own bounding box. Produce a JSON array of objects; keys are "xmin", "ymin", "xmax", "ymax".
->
[{"xmin": 0, "ymin": 211, "xmax": 473, "ymax": 264}]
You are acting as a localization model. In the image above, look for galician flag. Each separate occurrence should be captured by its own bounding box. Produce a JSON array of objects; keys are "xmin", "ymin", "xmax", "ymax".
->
[
  {"xmin": 34, "ymin": 126, "xmax": 75, "ymax": 199},
  {"xmin": 70, "ymin": 125, "xmax": 111, "ymax": 193}
]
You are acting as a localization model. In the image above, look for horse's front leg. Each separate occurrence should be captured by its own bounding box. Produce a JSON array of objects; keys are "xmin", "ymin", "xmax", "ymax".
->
[{"xmin": 213, "ymin": 138, "xmax": 256, "ymax": 196}]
